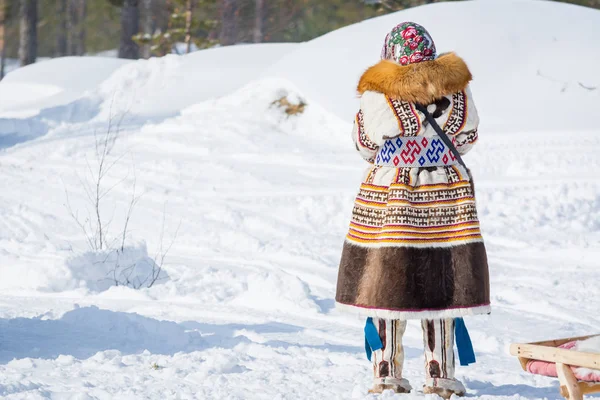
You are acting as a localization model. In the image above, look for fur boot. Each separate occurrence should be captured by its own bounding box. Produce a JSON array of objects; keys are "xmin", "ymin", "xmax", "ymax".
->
[
  {"xmin": 369, "ymin": 377, "xmax": 412, "ymax": 394},
  {"xmin": 369, "ymin": 383, "xmax": 411, "ymax": 394},
  {"xmin": 423, "ymin": 378, "xmax": 466, "ymax": 399}
]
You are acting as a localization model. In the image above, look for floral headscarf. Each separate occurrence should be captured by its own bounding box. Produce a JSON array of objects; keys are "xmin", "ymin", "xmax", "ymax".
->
[{"xmin": 381, "ymin": 22, "xmax": 437, "ymax": 65}]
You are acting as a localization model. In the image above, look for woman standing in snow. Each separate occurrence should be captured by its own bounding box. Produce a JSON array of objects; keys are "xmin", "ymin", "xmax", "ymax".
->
[{"xmin": 336, "ymin": 22, "xmax": 490, "ymax": 398}]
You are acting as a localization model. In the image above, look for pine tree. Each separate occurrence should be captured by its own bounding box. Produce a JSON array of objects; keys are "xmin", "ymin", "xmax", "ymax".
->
[{"xmin": 134, "ymin": 0, "xmax": 217, "ymax": 56}]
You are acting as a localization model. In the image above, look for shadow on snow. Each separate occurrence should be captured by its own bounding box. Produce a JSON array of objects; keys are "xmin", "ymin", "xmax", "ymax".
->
[
  {"xmin": 0, "ymin": 97, "xmax": 101, "ymax": 150},
  {"xmin": 466, "ymin": 379, "xmax": 564, "ymax": 399},
  {"xmin": 0, "ymin": 96, "xmax": 178, "ymax": 151},
  {"xmin": 0, "ymin": 306, "xmax": 362, "ymax": 364}
]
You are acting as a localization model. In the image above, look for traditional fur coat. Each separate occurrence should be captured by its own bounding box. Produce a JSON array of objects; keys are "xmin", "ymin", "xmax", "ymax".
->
[{"xmin": 336, "ymin": 53, "xmax": 490, "ymax": 320}]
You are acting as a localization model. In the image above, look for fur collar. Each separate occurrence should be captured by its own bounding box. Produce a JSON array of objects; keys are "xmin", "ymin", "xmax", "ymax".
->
[{"xmin": 357, "ymin": 53, "xmax": 472, "ymax": 104}]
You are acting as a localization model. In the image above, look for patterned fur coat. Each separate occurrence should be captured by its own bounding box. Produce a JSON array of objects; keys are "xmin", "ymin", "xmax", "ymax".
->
[{"xmin": 336, "ymin": 53, "xmax": 490, "ymax": 320}]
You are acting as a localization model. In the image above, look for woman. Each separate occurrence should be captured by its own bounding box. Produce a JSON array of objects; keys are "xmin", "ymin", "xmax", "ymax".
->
[{"xmin": 336, "ymin": 22, "xmax": 490, "ymax": 398}]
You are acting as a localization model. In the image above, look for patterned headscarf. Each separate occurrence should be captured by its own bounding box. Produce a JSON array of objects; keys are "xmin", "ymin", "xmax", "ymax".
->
[{"xmin": 381, "ymin": 22, "xmax": 437, "ymax": 65}]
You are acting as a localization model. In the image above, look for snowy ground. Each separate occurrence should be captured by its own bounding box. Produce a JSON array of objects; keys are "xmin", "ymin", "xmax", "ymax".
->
[{"xmin": 1, "ymin": 1, "xmax": 600, "ymax": 399}]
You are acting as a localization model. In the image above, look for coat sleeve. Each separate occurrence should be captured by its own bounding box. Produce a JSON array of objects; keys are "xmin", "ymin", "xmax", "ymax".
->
[
  {"xmin": 450, "ymin": 86, "xmax": 480, "ymax": 155},
  {"xmin": 351, "ymin": 109, "xmax": 378, "ymax": 163},
  {"xmin": 351, "ymin": 91, "xmax": 406, "ymax": 162}
]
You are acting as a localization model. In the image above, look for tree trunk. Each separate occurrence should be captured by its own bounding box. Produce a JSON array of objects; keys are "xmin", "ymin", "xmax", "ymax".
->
[
  {"xmin": 18, "ymin": 0, "xmax": 37, "ymax": 66},
  {"xmin": 66, "ymin": 0, "xmax": 74, "ymax": 54},
  {"xmin": 66, "ymin": 0, "xmax": 77, "ymax": 55},
  {"xmin": 141, "ymin": 0, "xmax": 153, "ymax": 58},
  {"xmin": 119, "ymin": 0, "xmax": 140, "ymax": 59},
  {"xmin": 158, "ymin": 0, "xmax": 171, "ymax": 34},
  {"xmin": 56, "ymin": 0, "xmax": 67, "ymax": 56},
  {"xmin": 0, "ymin": 0, "xmax": 5, "ymax": 79},
  {"xmin": 184, "ymin": 0, "xmax": 193, "ymax": 53},
  {"xmin": 66, "ymin": 0, "xmax": 85, "ymax": 56},
  {"xmin": 76, "ymin": 0, "xmax": 86, "ymax": 55},
  {"xmin": 219, "ymin": 0, "xmax": 237, "ymax": 46},
  {"xmin": 253, "ymin": 0, "xmax": 263, "ymax": 43}
]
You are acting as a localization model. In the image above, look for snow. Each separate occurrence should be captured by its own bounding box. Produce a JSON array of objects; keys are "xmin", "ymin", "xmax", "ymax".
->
[
  {"xmin": 65, "ymin": 243, "xmax": 168, "ymax": 292},
  {"xmin": 268, "ymin": 0, "xmax": 600, "ymax": 132},
  {"xmin": 577, "ymin": 336, "xmax": 600, "ymax": 354},
  {"xmin": 0, "ymin": 57, "xmax": 131, "ymax": 117},
  {"xmin": 0, "ymin": 44, "xmax": 296, "ymax": 119},
  {"xmin": 0, "ymin": 0, "xmax": 599, "ymax": 399},
  {"xmin": 0, "ymin": 44, "xmax": 297, "ymax": 146},
  {"xmin": 574, "ymin": 336, "xmax": 600, "ymax": 382}
]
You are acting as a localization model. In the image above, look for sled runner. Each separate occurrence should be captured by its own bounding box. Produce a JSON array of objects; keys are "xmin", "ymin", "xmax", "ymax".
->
[{"xmin": 510, "ymin": 335, "xmax": 600, "ymax": 400}]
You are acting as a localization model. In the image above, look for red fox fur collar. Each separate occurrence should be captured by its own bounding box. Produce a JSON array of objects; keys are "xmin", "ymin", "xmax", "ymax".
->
[{"xmin": 357, "ymin": 53, "xmax": 472, "ymax": 104}]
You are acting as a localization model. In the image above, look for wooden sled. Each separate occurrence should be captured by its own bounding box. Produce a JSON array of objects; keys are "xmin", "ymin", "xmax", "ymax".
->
[{"xmin": 510, "ymin": 335, "xmax": 600, "ymax": 400}]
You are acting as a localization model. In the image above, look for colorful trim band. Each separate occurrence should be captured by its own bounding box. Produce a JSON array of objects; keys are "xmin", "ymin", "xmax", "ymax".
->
[{"xmin": 375, "ymin": 135, "xmax": 459, "ymax": 168}]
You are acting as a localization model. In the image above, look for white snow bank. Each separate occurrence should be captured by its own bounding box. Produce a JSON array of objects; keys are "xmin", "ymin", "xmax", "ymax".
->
[
  {"xmin": 0, "ymin": 57, "xmax": 131, "ymax": 117},
  {"xmin": 0, "ymin": 241, "xmax": 165, "ymax": 293},
  {"xmin": 2, "ymin": 57, "xmax": 129, "ymax": 92},
  {"xmin": 231, "ymin": 272, "xmax": 321, "ymax": 314},
  {"xmin": 576, "ymin": 336, "xmax": 600, "ymax": 354},
  {"xmin": 166, "ymin": 77, "xmax": 349, "ymax": 150},
  {"xmin": 65, "ymin": 243, "xmax": 168, "ymax": 292},
  {"xmin": 0, "ymin": 43, "xmax": 297, "ymax": 121},
  {"xmin": 267, "ymin": 0, "xmax": 600, "ymax": 132},
  {"xmin": 96, "ymin": 43, "xmax": 298, "ymax": 119}
]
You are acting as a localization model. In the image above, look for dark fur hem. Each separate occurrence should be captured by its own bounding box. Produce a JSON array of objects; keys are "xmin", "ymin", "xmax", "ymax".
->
[{"xmin": 336, "ymin": 241, "xmax": 490, "ymax": 313}]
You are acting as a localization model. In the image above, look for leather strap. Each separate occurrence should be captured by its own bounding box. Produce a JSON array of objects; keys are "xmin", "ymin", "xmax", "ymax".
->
[{"xmin": 414, "ymin": 103, "xmax": 467, "ymax": 169}]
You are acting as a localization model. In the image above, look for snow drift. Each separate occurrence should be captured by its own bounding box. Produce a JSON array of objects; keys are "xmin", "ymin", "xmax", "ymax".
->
[
  {"xmin": 0, "ymin": 44, "xmax": 297, "ymax": 119},
  {"xmin": 66, "ymin": 243, "xmax": 168, "ymax": 292},
  {"xmin": 268, "ymin": 0, "xmax": 600, "ymax": 132}
]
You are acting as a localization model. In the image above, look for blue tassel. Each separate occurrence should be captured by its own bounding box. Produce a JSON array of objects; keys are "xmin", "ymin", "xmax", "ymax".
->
[
  {"xmin": 455, "ymin": 317, "xmax": 476, "ymax": 366},
  {"xmin": 363, "ymin": 317, "xmax": 475, "ymax": 366},
  {"xmin": 364, "ymin": 317, "xmax": 383, "ymax": 361}
]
